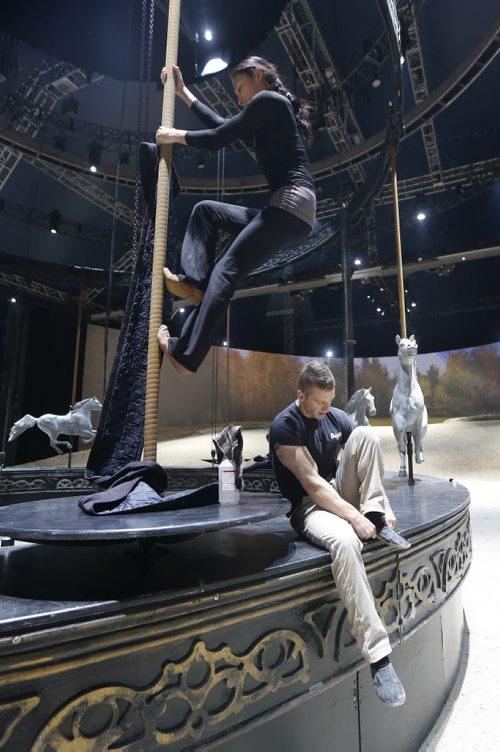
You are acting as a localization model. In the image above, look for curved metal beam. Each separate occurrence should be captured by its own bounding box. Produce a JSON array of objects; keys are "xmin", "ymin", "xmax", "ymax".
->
[{"xmin": 0, "ymin": 14, "xmax": 497, "ymax": 195}]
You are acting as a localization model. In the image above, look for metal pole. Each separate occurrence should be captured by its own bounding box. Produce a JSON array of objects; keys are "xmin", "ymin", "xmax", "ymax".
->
[
  {"xmin": 390, "ymin": 143, "xmax": 407, "ymax": 339},
  {"xmin": 226, "ymin": 305, "xmax": 231, "ymax": 424},
  {"xmin": 143, "ymin": 0, "xmax": 181, "ymax": 461},
  {"xmin": 71, "ymin": 276, "xmax": 85, "ymax": 406},
  {"xmin": 341, "ymin": 208, "xmax": 355, "ymax": 398}
]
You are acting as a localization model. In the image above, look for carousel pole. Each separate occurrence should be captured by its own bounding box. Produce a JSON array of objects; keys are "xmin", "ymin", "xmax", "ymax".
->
[
  {"xmin": 143, "ymin": 0, "xmax": 181, "ymax": 462},
  {"xmin": 390, "ymin": 142, "xmax": 415, "ymax": 484},
  {"xmin": 390, "ymin": 143, "xmax": 407, "ymax": 339},
  {"xmin": 71, "ymin": 275, "xmax": 85, "ymax": 407}
]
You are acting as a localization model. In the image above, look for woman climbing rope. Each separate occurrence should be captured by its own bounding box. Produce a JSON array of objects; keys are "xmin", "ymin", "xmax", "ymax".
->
[{"xmin": 156, "ymin": 56, "xmax": 315, "ymax": 374}]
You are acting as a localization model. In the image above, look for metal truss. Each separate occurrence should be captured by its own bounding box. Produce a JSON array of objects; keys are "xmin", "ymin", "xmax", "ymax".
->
[
  {"xmin": 233, "ymin": 244, "xmax": 500, "ymax": 302},
  {"xmin": 0, "ymin": 61, "xmax": 101, "ymax": 191},
  {"xmin": 275, "ymin": 0, "xmax": 366, "ymax": 186},
  {"xmin": 0, "ymin": 271, "xmax": 77, "ymax": 307},
  {"xmin": 19, "ymin": 153, "xmax": 135, "ymax": 226},
  {"xmin": 316, "ymin": 157, "xmax": 500, "ymax": 219},
  {"xmin": 266, "ymin": 293, "xmax": 296, "ymax": 353},
  {"xmin": 398, "ymin": 1, "xmax": 442, "ymax": 181},
  {"xmin": 0, "ymin": 197, "xmax": 129, "ymax": 248}
]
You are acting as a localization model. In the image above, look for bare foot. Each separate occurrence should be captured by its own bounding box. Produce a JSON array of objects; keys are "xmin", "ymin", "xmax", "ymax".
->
[
  {"xmin": 157, "ymin": 325, "xmax": 193, "ymax": 375},
  {"xmin": 163, "ymin": 268, "xmax": 204, "ymax": 305}
]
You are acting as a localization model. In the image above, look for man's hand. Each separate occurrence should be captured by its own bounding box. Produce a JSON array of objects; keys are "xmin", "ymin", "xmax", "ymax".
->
[
  {"xmin": 383, "ymin": 501, "xmax": 396, "ymax": 529},
  {"xmin": 351, "ymin": 514, "xmax": 377, "ymax": 541}
]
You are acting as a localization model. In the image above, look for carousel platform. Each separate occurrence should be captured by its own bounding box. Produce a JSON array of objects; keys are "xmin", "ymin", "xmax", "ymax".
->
[{"xmin": 0, "ymin": 468, "xmax": 471, "ymax": 751}]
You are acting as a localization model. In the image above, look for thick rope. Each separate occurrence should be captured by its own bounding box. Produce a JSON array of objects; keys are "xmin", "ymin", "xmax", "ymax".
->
[{"xmin": 143, "ymin": 0, "xmax": 181, "ymax": 461}]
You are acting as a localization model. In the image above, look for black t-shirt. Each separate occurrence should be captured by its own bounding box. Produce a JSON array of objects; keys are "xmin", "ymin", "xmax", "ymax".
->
[
  {"xmin": 185, "ymin": 91, "xmax": 314, "ymax": 194},
  {"xmin": 269, "ymin": 401, "xmax": 353, "ymax": 510}
]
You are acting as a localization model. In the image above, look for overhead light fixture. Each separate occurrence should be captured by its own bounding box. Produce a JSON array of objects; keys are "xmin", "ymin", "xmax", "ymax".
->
[
  {"xmin": 376, "ymin": 307, "xmax": 381, "ymax": 312},
  {"xmin": 354, "ymin": 258, "xmax": 362, "ymax": 266},
  {"xmin": 88, "ymin": 142, "xmax": 102, "ymax": 173},
  {"xmin": 411, "ymin": 301, "xmax": 417, "ymax": 308},
  {"xmin": 326, "ymin": 350, "xmax": 333, "ymax": 358},
  {"xmin": 204, "ymin": 29, "xmax": 213, "ymax": 41},
  {"xmin": 416, "ymin": 211, "xmax": 426, "ymax": 221},
  {"xmin": 371, "ymin": 68, "xmax": 382, "ymax": 88},
  {"xmin": 179, "ymin": 307, "xmax": 185, "ymax": 313},
  {"xmin": 197, "ymin": 155, "xmax": 205, "ymax": 170},
  {"xmin": 201, "ymin": 57, "xmax": 228, "ymax": 76},
  {"xmin": 49, "ymin": 209, "xmax": 62, "ymax": 234},
  {"xmin": 223, "ymin": 340, "xmax": 228, "ymax": 347},
  {"xmin": 10, "ymin": 297, "xmax": 16, "ymax": 303}
]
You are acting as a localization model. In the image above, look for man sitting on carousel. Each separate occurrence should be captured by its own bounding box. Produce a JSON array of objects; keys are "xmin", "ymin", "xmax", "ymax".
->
[{"xmin": 269, "ymin": 360, "xmax": 410, "ymax": 707}]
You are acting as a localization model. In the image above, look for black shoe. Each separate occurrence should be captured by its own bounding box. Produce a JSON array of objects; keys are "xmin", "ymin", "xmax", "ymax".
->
[
  {"xmin": 376, "ymin": 525, "xmax": 411, "ymax": 550},
  {"xmin": 371, "ymin": 660, "xmax": 406, "ymax": 707}
]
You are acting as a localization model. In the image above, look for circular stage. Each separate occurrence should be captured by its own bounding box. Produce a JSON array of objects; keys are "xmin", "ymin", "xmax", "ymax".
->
[{"xmin": 0, "ymin": 472, "xmax": 471, "ymax": 751}]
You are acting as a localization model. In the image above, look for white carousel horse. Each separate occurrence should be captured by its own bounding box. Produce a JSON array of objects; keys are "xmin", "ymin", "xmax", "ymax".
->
[
  {"xmin": 8, "ymin": 396, "xmax": 102, "ymax": 455},
  {"xmin": 390, "ymin": 335, "xmax": 428, "ymax": 476},
  {"xmin": 345, "ymin": 387, "xmax": 376, "ymax": 427}
]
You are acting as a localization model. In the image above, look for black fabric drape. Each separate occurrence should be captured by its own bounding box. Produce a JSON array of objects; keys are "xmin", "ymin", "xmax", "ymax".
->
[{"xmin": 86, "ymin": 143, "xmax": 178, "ymax": 480}]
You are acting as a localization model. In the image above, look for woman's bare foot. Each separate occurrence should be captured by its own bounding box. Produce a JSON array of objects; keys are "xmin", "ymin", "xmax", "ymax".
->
[
  {"xmin": 157, "ymin": 325, "xmax": 193, "ymax": 375},
  {"xmin": 163, "ymin": 268, "xmax": 204, "ymax": 306}
]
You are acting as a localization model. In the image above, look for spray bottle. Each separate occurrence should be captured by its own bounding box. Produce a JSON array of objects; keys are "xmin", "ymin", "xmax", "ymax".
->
[{"xmin": 218, "ymin": 458, "xmax": 240, "ymax": 505}]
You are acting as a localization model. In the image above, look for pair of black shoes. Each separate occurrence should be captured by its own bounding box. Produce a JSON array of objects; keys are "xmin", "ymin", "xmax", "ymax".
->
[{"xmin": 365, "ymin": 512, "xmax": 411, "ymax": 550}]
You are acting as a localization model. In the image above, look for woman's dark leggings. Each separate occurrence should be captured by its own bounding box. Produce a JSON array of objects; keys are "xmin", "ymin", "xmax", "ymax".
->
[{"xmin": 168, "ymin": 199, "xmax": 312, "ymax": 372}]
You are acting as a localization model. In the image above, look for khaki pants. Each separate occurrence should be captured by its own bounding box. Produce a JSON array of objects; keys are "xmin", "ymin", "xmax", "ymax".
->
[{"xmin": 290, "ymin": 426, "xmax": 391, "ymax": 663}]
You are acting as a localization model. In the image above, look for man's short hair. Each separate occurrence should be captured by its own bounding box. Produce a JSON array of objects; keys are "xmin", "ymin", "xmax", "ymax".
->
[{"xmin": 298, "ymin": 360, "xmax": 335, "ymax": 393}]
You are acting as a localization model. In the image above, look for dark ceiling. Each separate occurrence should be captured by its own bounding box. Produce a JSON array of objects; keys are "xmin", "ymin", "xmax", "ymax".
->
[{"xmin": 1, "ymin": 0, "xmax": 499, "ymax": 362}]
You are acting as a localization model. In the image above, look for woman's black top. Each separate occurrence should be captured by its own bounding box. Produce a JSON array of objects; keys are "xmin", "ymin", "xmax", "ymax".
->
[{"xmin": 185, "ymin": 90, "xmax": 314, "ymax": 195}]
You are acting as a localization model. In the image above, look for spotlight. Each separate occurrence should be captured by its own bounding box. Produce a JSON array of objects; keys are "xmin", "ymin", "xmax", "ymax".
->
[
  {"xmin": 10, "ymin": 297, "xmax": 16, "ymax": 303},
  {"xmin": 376, "ymin": 307, "xmax": 381, "ymax": 312},
  {"xmin": 88, "ymin": 142, "xmax": 102, "ymax": 172},
  {"xmin": 204, "ymin": 29, "xmax": 213, "ymax": 41},
  {"xmin": 201, "ymin": 57, "xmax": 228, "ymax": 76},
  {"xmin": 179, "ymin": 307, "xmax": 185, "ymax": 313},
  {"xmin": 371, "ymin": 68, "xmax": 382, "ymax": 88},
  {"xmin": 49, "ymin": 209, "xmax": 62, "ymax": 234},
  {"xmin": 326, "ymin": 350, "xmax": 333, "ymax": 358},
  {"xmin": 416, "ymin": 211, "xmax": 426, "ymax": 221},
  {"xmin": 197, "ymin": 155, "xmax": 205, "ymax": 170},
  {"xmin": 354, "ymin": 258, "xmax": 362, "ymax": 266},
  {"xmin": 411, "ymin": 301, "xmax": 417, "ymax": 308},
  {"xmin": 223, "ymin": 340, "xmax": 228, "ymax": 347}
]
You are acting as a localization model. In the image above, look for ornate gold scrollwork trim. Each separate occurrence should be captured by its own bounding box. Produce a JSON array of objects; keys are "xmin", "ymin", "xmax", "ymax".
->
[
  {"xmin": 34, "ymin": 630, "xmax": 309, "ymax": 750},
  {"xmin": 0, "ymin": 695, "xmax": 40, "ymax": 748}
]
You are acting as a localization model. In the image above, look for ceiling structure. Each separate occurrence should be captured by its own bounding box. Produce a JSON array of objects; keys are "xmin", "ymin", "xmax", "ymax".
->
[{"xmin": 0, "ymin": 0, "xmax": 499, "ymax": 362}]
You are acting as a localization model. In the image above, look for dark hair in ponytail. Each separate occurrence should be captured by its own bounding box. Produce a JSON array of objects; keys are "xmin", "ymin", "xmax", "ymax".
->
[{"xmin": 231, "ymin": 56, "xmax": 312, "ymax": 143}]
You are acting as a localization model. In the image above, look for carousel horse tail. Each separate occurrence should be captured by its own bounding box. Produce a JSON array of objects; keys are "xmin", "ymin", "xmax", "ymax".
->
[{"xmin": 8, "ymin": 414, "xmax": 37, "ymax": 442}]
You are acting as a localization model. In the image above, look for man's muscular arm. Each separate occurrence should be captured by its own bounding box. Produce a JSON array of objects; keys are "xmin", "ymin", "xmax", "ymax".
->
[{"xmin": 276, "ymin": 444, "xmax": 376, "ymax": 541}]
